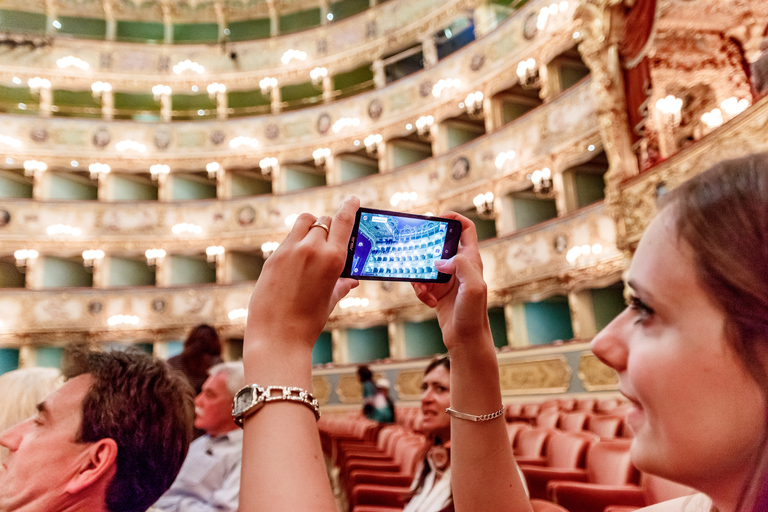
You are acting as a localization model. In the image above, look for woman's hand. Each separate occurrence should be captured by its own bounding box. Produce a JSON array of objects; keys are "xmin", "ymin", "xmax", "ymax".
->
[
  {"xmin": 244, "ymin": 196, "xmax": 360, "ymax": 356},
  {"xmin": 412, "ymin": 213, "xmax": 490, "ymax": 350}
]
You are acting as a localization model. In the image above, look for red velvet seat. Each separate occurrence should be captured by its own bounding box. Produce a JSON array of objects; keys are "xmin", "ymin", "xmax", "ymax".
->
[
  {"xmin": 587, "ymin": 414, "xmax": 623, "ymax": 439},
  {"xmin": 514, "ymin": 428, "xmax": 558, "ymax": 466},
  {"xmin": 575, "ymin": 398, "xmax": 597, "ymax": 412},
  {"xmin": 560, "ymin": 412, "xmax": 590, "ymax": 433},
  {"xmin": 350, "ymin": 482, "xmax": 409, "ymax": 512},
  {"xmin": 536, "ymin": 409, "xmax": 561, "ymax": 429},
  {"xmin": 546, "ymin": 439, "xmax": 640, "ymax": 512},
  {"xmin": 531, "ymin": 498, "xmax": 571, "ymax": 512},
  {"xmin": 345, "ymin": 435, "xmax": 425, "ymax": 500},
  {"xmin": 520, "ymin": 431, "xmax": 600, "ymax": 499},
  {"xmin": 507, "ymin": 421, "xmax": 533, "ymax": 449},
  {"xmin": 521, "ymin": 403, "xmax": 542, "ymax": 422},
  {"xmin": 505, "ymin": 403, "xmax": 524, "ymax": 422}
]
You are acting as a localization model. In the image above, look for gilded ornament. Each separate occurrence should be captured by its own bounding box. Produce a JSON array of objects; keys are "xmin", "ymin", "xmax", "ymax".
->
[
  {"xmin": 395, "ymin": 369, "xmax": 427, "ymax": 401},
  {"xmin": 336, "ymin": 374, "xmax": 363, "ymax": 404},
  {"xmin": 578, "ymin": 352, "xmax": 619, "ymax": 391},
  {"xmin": 312, "ymin": 376, "xmax": 332, "ymax": 406},
  {"xmin": 498, "ymin": 356, "xmax": 571, "ymax": 395}
]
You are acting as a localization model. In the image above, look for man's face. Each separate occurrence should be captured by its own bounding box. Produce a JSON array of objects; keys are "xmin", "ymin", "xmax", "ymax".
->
[
  {"xmin": 0, "ymin": 374, "xmax": 97, "ymax": 511},
  {"xmin": 194, "ymin": 372, "xmax": 236, "ymax": 436}
]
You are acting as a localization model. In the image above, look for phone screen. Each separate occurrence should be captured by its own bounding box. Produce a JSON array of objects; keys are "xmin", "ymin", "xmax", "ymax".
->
[{"xmin": 341, "ymin": 208, "xmax": 462, "ymax": 283}]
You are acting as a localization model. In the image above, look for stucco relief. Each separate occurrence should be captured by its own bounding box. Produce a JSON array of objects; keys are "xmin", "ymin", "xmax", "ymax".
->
[
  {"xmin": 395, "ymin": 369, "xmax": 426, "ymax": 401},
  {"xmin": 498, "ymin": 356, "xmax": 571, "ymax": 395},
  {"xmin": 578, "ymin": 351, "xmax": 619, "ymax": 391},
  {"xmin": 312, "ymin": 376, "xmax": 332, "ymax": 406},
  {"xmin": 336, "ymin": 373, "xmax": 363, "ymax": 404}
]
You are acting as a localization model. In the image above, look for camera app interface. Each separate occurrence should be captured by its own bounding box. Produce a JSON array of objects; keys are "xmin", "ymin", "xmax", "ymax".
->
[{"xmin": 350, "ymin": 212, "xmax": 449, "ymax": 280}]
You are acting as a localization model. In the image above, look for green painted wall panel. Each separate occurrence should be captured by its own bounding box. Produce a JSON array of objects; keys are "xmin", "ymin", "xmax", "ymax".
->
[
  {"xmin": 347, "ymin": 326, "xmax": 390, "ymax": 363},
  {"xmin": 169, "ymin": 255, "xmax": 216, "ymax": 285},
  {"xmin": 114, "ymin": 92, "xmax": 159, "ymax": 111},
  {"xmin": 340, "ymin": 159, "xmax": 378, "ymax": 182},
  {"xmin": 228, "ymin": 18, "xmax": 270, "ymax": 41},
  {"xmin": 0, "ymin": 9, "xmax": 46, "ymax": 32},
  {"xmin": 489, "ymin": 307, "xmax": 508, "ymax": 348},
  {"xmin": 404, "ymin": 319, "xmax": 445, "ymax": 358},
  {"xmin": 0, "ymin": 348, "xmax": 20, "ymax": 375},
  {"xmin": 111, "ymin": 175, "xmax": 158, "ymax": 201},
  {"xmin": 447, "ymin": 125, "xmax": 482, "ymax": 149},
  {"xmin": 330, "ymin": 0, "xmax": 368, "ymax": 21},
  {"xmin": 35, "ymin": 346, "xmax": 64, "ymax": 368},
  {"xmin": 284, "ymin": 167, "xmax": 326, "ymax": 191},
  {"xmin": 173, "ymin": 22, "xmax": 218, "ymax": 43},
  {"xmin": 513, "ymin": 196, "xmax": 557, "ymax": 230},
  {"xmin": 230, "ymin": 172, "xmax": 272, "ymax": 197},
  {"xmin": 312, "ymin": 332, "xmax": 333, "ymax": 365},
  {"xmin": 524, "ymin": 298, "xmax": 574, "ymax": 345},
  {"xmin": 48, "ymin": 173, "xmax": 98, "ymax": 200},
  {"xmin": 0, "ymin": 260, "xmax": 26, "ymax": 288},
  {"xmin": 591, "ymin": 286, "xmax": 625, "ymax": 331},
  {"xmin": 116, "ymin": 20, "xmax": 164, "ymax": 42},
  {"xmin": 280, "ymin": 82, "xmax": 321, "ymax": 103},
  {"xmin": 392, "ymin": 145, "xmax": 431, "ymax": 169},
  {"xmin": 171, "ymin": 176, "xmax": 216, "ymax": 200},
  {"xmin": 501, "ymin": 102, "xmax": 535, "ymax": 125},
  {"xmin": 108, "ymin": 257, "xmax": 156, "ymax": 287},
  {"xmin": 229, "ymin": 251, "xmax": 263, "ymax": 282},
  {"xmin": 279, "ymin": 8, "xmax": 320, "ymax": 34},
  {"xmin": 42, "ymin": 257, "xmax": 93, "ymax": 288},
  {"xmin": 58, "ymin": 15, "xmax": 106, "ymax": 39},
  {"xmin": 0, "ymin": 170, "xmax": 33, "ymax": 198},
  {"xmin": 333, "ymin": 65, "xmax": 374, "ymax": 91},
  {"xmin": 574, "ymin": 173, "xmax": 605, "ymax": 208}
]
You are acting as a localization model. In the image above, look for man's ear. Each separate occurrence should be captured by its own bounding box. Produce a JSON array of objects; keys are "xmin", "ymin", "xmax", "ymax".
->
[{"xmin": 65, "ymin": 438, "xmax": 118, "ymax": 494}]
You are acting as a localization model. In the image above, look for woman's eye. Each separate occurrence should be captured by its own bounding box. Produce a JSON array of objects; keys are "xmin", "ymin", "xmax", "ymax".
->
[{"xmin": 627, "ymin": 295, "xmax": 654, "ymax": 323}]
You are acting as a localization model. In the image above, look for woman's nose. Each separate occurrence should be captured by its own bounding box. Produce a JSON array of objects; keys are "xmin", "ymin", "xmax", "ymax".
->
[{"xmin": 590, "ymin": 309, "xmax": 630, "ymax": 373}]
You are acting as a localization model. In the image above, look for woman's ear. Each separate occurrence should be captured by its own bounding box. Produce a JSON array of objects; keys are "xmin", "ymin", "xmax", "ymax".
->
[{"xmin": 65, "ymin": 438, "xmax": 118, "ymax": 494}]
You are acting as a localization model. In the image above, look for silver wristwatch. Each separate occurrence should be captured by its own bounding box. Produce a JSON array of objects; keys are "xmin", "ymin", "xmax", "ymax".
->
[{"xmin": 232, "ymin": 384, "xmax": 320, "ymax": 427}]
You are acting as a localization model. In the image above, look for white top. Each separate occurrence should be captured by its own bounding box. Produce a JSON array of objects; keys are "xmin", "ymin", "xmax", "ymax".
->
[{"xmin": 152, "ymin": 429, "xmax": 243, "ymax": 512}]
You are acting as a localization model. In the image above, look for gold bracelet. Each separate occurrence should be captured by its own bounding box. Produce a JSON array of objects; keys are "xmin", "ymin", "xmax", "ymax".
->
[
  {"xmin": 232, "ymin": 384, "xmax": 320, "ymax": 427},
  {"xmin": 445, "ymin": 406, "xmax": 504, "ymax": 422}
]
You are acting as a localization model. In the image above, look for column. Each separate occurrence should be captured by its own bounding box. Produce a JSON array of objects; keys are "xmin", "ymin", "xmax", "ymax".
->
[
  {"xmin": 372, "ymin": 59, "xmax": 386, "ymax": 89},
  {"xmin": 157, "ymin": 173, "xmax": 172, "ymax": 201},
  {"xmin": 39, "ymin": 87, "xmax": 53, "ymax": 118},
  {"xmin": 495, "ymin": 193, "xmax": 516, "ymax": 236},
  {"xmin": 568, "ymin": 290, "xmax": 598, "ymax": 339},
  {"xmin": 553, "ymin": 167, "xmax": 570, "ymax": 215},
  {"xmin": 45, "ymin": 0, "xmax": 57, "ymax": 36},
  {"xmin": 270, "ymin": 162, "xmax": 284, "ymax": 194},
  {"xmin": 214, "ymin": 0, "xmax": 226, "ymax": 41},
  {"xmin": 483, "ymin": 95, "xmax": 498, "ymax": 133},
  {"xmin": 162, "ymin": 2, "xmax": 173, "ymax": 44},
  {"xmin": 504, "ymin": 303, "xmax": 529, "ymax": 348},
  {"xmin": 160, "ymin": 92, "xmax": 172, "ymax": 122},
  {"xmin": 324, "ymin": 154, "xmax": 340, "ymax": 186},
  {"xmin": 270, "ymin": 86, "xmax": 281, "ymax": 114},
  {"xmin": 154, "ymin": 255, "xmax": 170, "ymax": 287},
  {"xmin": 90, "ymin": 258, "xmax": 108, "ymax": 289},
  {"xmin": 216, "ymin": 90, "xmax": 228, "ymax": 120},
  {"xmin": 332, "ymin": 328, "xmax": 349, "ymax": 364},
  {"xmin": 103, "ymin": 0, "xmax": 116, "ymax": 41},
  {"xmin": 101, "ymin": 90, "xmax": 114, "ymax": 120},
  {"xmin": 472, "ymin": 0, "xmax": 497, "ymax": 38},
  {"xmin": 18, "ymin": 346, "xmax": 35, "ymax": 368},
  {"xmin": 322, "ymin": 75, "xmax": 333, "ymax": 104},
  {"xmin": 429, "ymin": 120, "xmax": 448, "ymax": 157},
  {"xmin": 267, "ymin": 0, "xmax": 279, "ymax": 36},
  {"xmin": 387, "ymin": 321, "xmax": 406, "ymax": 360},
  {"xmin": 319, "ymin": 0, "xmax": 330, "ymax": 25},
  {"xmin": 421, "ymin": 36, "xmax": 438, "ymax": 69}
]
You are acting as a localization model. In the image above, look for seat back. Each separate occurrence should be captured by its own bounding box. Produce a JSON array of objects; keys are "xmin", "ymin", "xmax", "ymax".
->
[
  {"xmin": 506, "ymin": 421, "xmax": 533, "ymax": 449},
  {"xmin": 531, "ymin": 498, "xmax": 571, "ymax": 512},
  {"xmin": 587, "ymin": 414, "xmax": 623, "ymax": 439},
  {"xmin": 641, "ymin": 473, "xmax": 697, "ymax": 505},
  {"xmin": 546, "ymin": 431, "xmax": 599, "ymax": 468},
  {"xmin": 536, "ymin": 409, "xmax": 561, "ymax": 429},
  {"xmin": 560, "ymin": 411, "xmax": 590, "ymax": 432},
  {"xmin": 521, "ymin": 403, "xmax": 541, "ymax": 421},
  {"xmin": 575, "ymin": 398, "xmax": 597, "ymax": 412},
  {"xmin": 515, "ymin": 428, "xmax": 556, "ymax": 457},
  {"xmin": 586, "ymin": 439, "xmax": 639, "ymax": 486}
]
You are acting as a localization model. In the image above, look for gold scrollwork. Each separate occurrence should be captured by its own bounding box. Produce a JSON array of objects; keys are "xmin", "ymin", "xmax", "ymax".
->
[
  {"xmin": 312, "ymin": 376, "xmax": 332, "ymax": 406},
  {"xmin": 578, "ymin": 351, "xmax": 619, "ymax": 391},
  {"xmin": 336, "ymin": 374, "xmax": 363, "ymax": 404},
  {"xmin": 498, "ymin": 355, "xmax": 572, "ymax": 395},
  {"xmin": 395, "ymin": 369, "xmax": 426, "ymax": 401}
]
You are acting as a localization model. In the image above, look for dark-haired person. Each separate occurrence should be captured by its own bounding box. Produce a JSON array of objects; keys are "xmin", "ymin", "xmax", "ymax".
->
[
  {"xmin": 168, "ymin": 324, "xmax": 224, "ymax": 396},
  {"xmin": 0, "ymin": 348, "xmax": 195, "ymax": 512},
  {"xmin": 152, "ymin": 361, "xmax": 245, "ymax": 512}
]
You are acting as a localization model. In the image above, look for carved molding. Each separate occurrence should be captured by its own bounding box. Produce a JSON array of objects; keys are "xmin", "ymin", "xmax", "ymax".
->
[
  {"xmin": 578, "ymin": 351, "xmax": 619, "ymax": 391},
  {"xmin": 498, "ymin": 355, "xmax": 572, "ymax": 395}
]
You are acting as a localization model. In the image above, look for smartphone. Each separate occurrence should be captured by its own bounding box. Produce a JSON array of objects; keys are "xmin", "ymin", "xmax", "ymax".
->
[{"xmin": 341, "ymin": 207, "xmax": 462, "ymax": 283}]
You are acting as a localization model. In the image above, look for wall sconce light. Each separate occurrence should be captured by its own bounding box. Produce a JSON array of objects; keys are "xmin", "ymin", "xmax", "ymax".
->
[
  {"xmin": 536, "ymin": 1, "xmax": 570, "ymax": 31},
  {"xmin": 259, "ymin": 77, "xmax": 278, "ymax": 95},
  {"xmin": 172, "ymin": 223, "xmax": 203, "ymax": 235},
  {"xmin": 261, "ymin": 241, "xmax": 280, "ymax": 257},
  {"xmin": 173, "ymin": 59, "xmax": 205, "ymax": 75},
  {"xmin": 655, "ymin": 94, "xmax": 683, "ymax": 126},
  {"xmin": 281, "ymin": 49, "xmax": 307, "ymax": 65},
  {"xmin": 259, "ymin": 157, "xmax": 278, "ymax": 177},
  {"xmin": 310, "ymin": 67, "xmax": 328, "ymax": 86},
  {"xmin": 91, "ymin": 81, "xmax": 112, "ymax": 98},
  {"xmin": 152, "ymin": 84, "xmax": 172, "ymax": 101},
  {"xmin": 494, "ymin": 150, "xmax": 516, "ymax": 170},
  {"xmin": 516, "ymin": 59, "xmax": 539, "ymax": 89},
  {"xmin": 145, "ymin": 248, "xmax": 166, "ymax": 266},
  {"xmin": 364, "ymin": 134, "xmax": 383, "ymax": 156},
  {"xmin": 28, "ymin": 77, "xmax": 51, "ymax": 94},
  {"xmin": 46, "ymin": 224, "xmax": 82, "ymax": 236},
  {"xmin": 205, "ymin": 245, "xmax": 225, "ymax": 263},
  {"xmin": 150, "ymin": 164, "xmax": 170, "ymax": 180},
  {"xmin": 432, "ymin": 78, "xmax": 461, "ymax": 98},
  {"xmin": 284, "ymin": 213, "xmax": 299, "ymax": 227},
  {"xmin": 107, "ymin": 314, "xmax": 140, "ymax": 327},
  {"xmin": 14, "ymin": 249, "xmax": 39, "ymax": 270},
  {"xmin": 339, "ymin": 297, "xmax": 370, "ymax": 309},
  {"xmin": 0, "ymin": 134, "xmax": 22, "ymax": 148},
  {"xmin": 332, "ymin": 117, "xmax": 361, "ymax": 134},
  {"xmin": 82, "ymin": 249, "xmax": 105, "ymax": 268},
  {"xmin": 530, "ymin": 167, "xmax": 553, "ymax": 194},
  {"xmin": 465, "ymin": 91, "xmax": 484, "ymax": 115},
  {"xmin": 228, "ymin": 308, "xmax": 248, "ymax": 321},
  {"xmin": 207, "ymin": 82, "xmax": 226, "ymax": 98},
  {"xmin": 390, "ymin": 191, "xmax": 418, "ymax": 208},
  {"xmin": 720, "ymin": 96, "xmax": 749, "ymax": 118},
  {"xmin": 313, "ymin": 147, "xmax": 331, "ymax": 167},
  {"xmin": 23, "ymin": 160, "xmax": 47, "ymax": 177},
  {"xmin": 473, "ymin": 192, "xmax": 495, "ymax": 217},
  {"xmin": 566, "ymin": 243, "xmax": 603, "ymax": 266},
  {"xmin": 116, "ymin": 140, "xmax": 146, "ymax": 153},
  {"xmin": 415, "ymin": 115, "xmax": 434, "ymax": 137},
  {"xmin": 89, "ymin": 163, "xmax": 111, "ymax": 180},
  {"xmin": 701, "ymin": 108, "xmax": 723, "ymax": 129},
  {"xmin": 56, "ymin": 55, "xmax": 89, "ymax": 70},
  {"xmin": 229, "ymin": 136, "xmax": 259, "ymax": 149},
  {"xmin": 206, "ymin": 162, "xmax": 222, "ymax": 179}
]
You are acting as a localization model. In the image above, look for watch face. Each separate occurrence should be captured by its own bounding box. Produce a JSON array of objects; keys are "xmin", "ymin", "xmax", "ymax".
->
[{"xmin": 234, "ymin": 387, "xmax": 254, "ymax": 414}]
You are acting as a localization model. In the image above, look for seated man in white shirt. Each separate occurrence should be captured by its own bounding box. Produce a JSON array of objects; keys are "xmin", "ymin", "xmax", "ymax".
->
[{"xmin": 152, "ymin": 361, "xmax": 245, "ymax": 512}]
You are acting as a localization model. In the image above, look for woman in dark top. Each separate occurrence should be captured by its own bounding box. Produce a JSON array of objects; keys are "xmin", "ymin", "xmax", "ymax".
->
[{"xmin": 167, "ymin": 324, "xmax": 223, "ymax": 396}]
